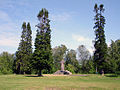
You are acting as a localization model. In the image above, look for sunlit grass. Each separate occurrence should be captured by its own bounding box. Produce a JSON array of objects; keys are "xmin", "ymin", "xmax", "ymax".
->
[{"xmin": 0, "ymin": 74, "xmax": 120, "ymax": 90}]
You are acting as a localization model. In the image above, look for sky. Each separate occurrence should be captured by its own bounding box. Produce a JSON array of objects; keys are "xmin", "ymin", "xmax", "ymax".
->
[{"xmin": 0, "ymin": 0, "xmax": 120, "ymax": 54}]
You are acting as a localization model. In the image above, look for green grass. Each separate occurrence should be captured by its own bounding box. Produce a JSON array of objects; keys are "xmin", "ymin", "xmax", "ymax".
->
[{"xmin": 0, "ymin": 74, "xmax": 120, "ymax": 90}]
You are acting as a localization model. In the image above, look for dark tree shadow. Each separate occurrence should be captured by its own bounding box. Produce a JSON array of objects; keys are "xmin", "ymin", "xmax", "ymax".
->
[
  {"xmin": 70, "ymin": 74, "xmax": 88, "ymax": 76},
  {"xmin": 25, "ymin": 75, "xmax": 43, "ymax": 77},
  {"xmin": 105, "ymin": 74, "xmax": 118, "ymax": 77}
]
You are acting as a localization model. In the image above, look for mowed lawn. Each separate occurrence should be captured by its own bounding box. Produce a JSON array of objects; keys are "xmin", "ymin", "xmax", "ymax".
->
[{"xmin": 0, "ymin": 74, "xmax": 120, "ymax": 90}]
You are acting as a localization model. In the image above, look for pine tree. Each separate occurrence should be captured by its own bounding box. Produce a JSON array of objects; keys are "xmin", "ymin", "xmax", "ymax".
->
[
  {"xmin": 15, "ymin": 22, "xmax": 32, "ymax": 74},
  {"xmin": 26, "ymin": 22, "xmax": 32, "ymax": 73},
  {"xmin": 27, "ymin": 23, "xmax": 32, "ymax": 55},
  {"xmin": 93, "ymin": 4, "xmax": 108, "ymax": 73},
  {"xmin": 33, "ymin": 8, "xmax": 53, "ymax": 76}
]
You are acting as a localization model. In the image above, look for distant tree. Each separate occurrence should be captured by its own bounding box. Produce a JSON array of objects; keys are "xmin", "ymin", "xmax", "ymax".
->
[
  {"xmin": 15, "ymin": 22, "xmax": 32, "ymax": 74},
  {"xmin": 83, "ymin": 56, "xmax": 95, "ymax": 74},
  {"xmin": 0, "ymin": 52, "xmax": 14, "ymax": 74},
  {"xmin": 108, "ymin": 40, "xmax": 120, "ymax": 73},
  {"xmin": 65, "ymin": 64, "xmax": 75, "ymax": 73},
  {"xmin": 65, "ymin": 49, "xmax": 80, "ymax": 73},
  {"xmin": 93, "ymin": 4, "xmax": 108, "ymax": 73},
  {"xmin": 77, "ymin": 45, "xmax": 91, "ymax": 73},
  {"xmin": 109, "ymin": 40, "xmax": 119, "ymax": 60},
  {"xmin": 77, "ymin": 45, "xmax": 90, "ymax": 63},
  {"xmin": 114, "ymin": 40, "xmax": 120, "ymax": 72},
  {"xmin": 32, "ymin": 8, "xmax": 53, "ymax": 76},
  {"xmin": 52, "ymin": 44, "xmax": 67, "ymax": 71}
]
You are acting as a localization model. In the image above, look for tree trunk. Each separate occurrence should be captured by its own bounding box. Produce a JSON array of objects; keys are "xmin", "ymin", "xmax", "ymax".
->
[
  {"xmin": 96, "ymin": 66, "xmax": 98, "ymax": 74},
  {"xmin": 24, "ymin": 72, "xmax": 25, "ymax": 75},
  {"xmin": 102, "ymin": 70, "xmax": 104, "ymax": 76},
  {"xmin": 38, "ymin": 70, "xmax": 42, "ymax": 76}
]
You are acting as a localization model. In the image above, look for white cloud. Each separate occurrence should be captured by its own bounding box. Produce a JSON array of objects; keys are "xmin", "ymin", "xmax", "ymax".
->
[
  {"xmin": 0, "ymin": 0, "xmax": 29, "ymax": 9},
  {"xmin": 0, "ymin": 11, "xmax": 11, "ymax": 22},
  {"xmin": 72, "ymin": 34, "xmax": 94, "ymax": 54},
  {"xmin": 72, "ymin": 34, "xmax": 92, "ymax": 44},
  {"xmin": 50, "ymin": 12, "xmax": 71, "ymax": 22},
  {"xmin": 0, "ymin": 23, "xmax": 17, "ymax": 32},
  {"xmin": 0, "ymin": 34, "xmax": 19, "ymax": 47},
  {"xmin": 72, "ymin": 34, "xmax": 87, "ymax": 42},
  {"xmin": 0, "ymin": 10, "xmax": 20, "ymax": 53}
]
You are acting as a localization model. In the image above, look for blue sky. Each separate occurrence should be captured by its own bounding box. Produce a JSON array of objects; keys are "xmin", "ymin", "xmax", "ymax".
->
[{"xmin": 0, "ymin": 0, "xmax": 120, "ymax": 54}]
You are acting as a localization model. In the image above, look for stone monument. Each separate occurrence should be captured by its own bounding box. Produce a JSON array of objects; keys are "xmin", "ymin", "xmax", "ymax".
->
[
  {"xmin": 60, "ymin": 60, "xmax": 64, "ymax": 71},
  {"xmin": 54, "ymin": 59, "xmax": 72, "ymax": 75}
]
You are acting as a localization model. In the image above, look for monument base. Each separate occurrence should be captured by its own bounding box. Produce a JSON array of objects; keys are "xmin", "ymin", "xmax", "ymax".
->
[{"xmin": 54, "ymin": 70, "xmax": 72, "ymax": 75}]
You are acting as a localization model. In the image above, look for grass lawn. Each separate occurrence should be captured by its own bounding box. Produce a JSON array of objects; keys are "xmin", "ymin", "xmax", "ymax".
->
[{"xmin": 0, "ymin": 74, "xmax": 120, "ymax": 90}]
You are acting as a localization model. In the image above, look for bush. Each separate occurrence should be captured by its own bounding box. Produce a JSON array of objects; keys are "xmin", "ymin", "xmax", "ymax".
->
[
  {"xmin": 0, "ymin": 52, "xmax": 14, "ymax": 74},
  {"xmin": 65, "ymin": 64, "xmax": 75, "ymax": 73},
  {"xmin": 115, "ymin": 71, "xmax": 120, "ymax": 75}
]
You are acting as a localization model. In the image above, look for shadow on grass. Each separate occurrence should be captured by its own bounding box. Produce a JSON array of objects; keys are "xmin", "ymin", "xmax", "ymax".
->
[
  {"xmin": 70, "ymin": 74, "xmax": 88, "ymax": 76},
  {"xmin": 105, "ymin": 74, "xmax": 118, "ymax": 77},
  {"xmin": 25, "ymin": 75, "xmax": 43, "ymax": 77}
]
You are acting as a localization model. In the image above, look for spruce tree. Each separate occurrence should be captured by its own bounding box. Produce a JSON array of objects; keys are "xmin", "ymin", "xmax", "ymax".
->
[
  {"xmin": 93, "ymin": 4, "xmax": 108, "ymax": 73},
  {"xmin": 26, "ymin": 22, "xmax": 32, "ymax": 73},
  {"xmin": 15, "ymin": 22, "xmax": 32, "ymax": 74},
  {"xmin": 33, "ymin": 8, "xmax": 53, "ymax": 76}
]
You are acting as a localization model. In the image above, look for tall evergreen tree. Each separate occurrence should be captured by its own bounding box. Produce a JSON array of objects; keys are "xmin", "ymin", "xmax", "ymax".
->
[
  {"xmin": 93, "ymin": 4, "xmax": 108, "ymax": 73},
  {"xmin": 33, "ymin": 8, "xmax": 53, "ymax": 76},
  {"xmin": 26, "ymin": 22, "xmax": 32, "ymax": 73},
  {"xmin": 15, "ymin": 22, "xmax": 32, "ymax": 74},
  {"xmin": 27, "ymin": 23, "xmax": 32, "ymax": 55}
]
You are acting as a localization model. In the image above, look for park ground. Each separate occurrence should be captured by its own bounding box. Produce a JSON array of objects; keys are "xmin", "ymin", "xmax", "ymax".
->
[{"xmin": 0, "ymin": 74, "xmax": 120, "ymax": 90}]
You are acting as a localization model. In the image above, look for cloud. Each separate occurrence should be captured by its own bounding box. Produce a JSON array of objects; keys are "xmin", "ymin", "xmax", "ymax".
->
[
  {"xmin": 50, "ymin": 12, "xmax": 71, "ymax": 22},
  {"xmin": 0, "ymin": 11, "xmax": 11, "ymax": 22},
  {"xmin": 72, "ymin": 34, "xmax": 94, "ymax": 54},
  {"xmin": 0, "ymin": 10, "xmax": 19, "ymax": 33},
  {"xmin": 0, "ymin": 10, "xmax": 37, "ymax": 53},
  {"xmin": 0, "ymin": 34, "xmax": 19, "ymax": 47},
  {"xmin": 72, "ymin": 34, "xmax": 92, "ymax": 43},
  {"xmin": 0, "ymin": 10, "xmax": 20, "ymax": 50},
  {"xmin": 0, "ymin": 0, "xmax": 29, "ymax": 9}
]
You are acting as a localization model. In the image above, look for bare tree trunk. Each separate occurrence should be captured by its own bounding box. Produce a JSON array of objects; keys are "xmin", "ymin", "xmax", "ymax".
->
[
  {"xmin": 38, "ymin": 70, "xmax": 42, "ymax": 76},
  {"xmin": 102, "ymin": 70, "xmax": 104, "ymax": 76},
  {"xmin": 96, "ymin": 66, "xmax": 98, "ymax": 74}
]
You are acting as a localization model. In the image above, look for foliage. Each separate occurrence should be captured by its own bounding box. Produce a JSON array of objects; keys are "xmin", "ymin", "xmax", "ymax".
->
[
  {"xmin": 15, "ymin": 22, "xmax": 32, "ymax": 74},
  {"xmin": 77, "ymin": 45, "xmax": 94, "ymax": 73},
  {"xmin": 108, "ymin": 40, "xmax": 120, "ymax": 73},
  {"xmin": 77, "ymin": 45, "xmax": 90, "ymax": 63},
  {"xmin": 65, "ymin": 64, "xmax": 75, "ymax": 73},
  {"xmin": 93, "ymin": 4, "xmax": 108, "ymax": 73},
  {"xmin": 1, "ymin": 5, "xmax": 120, "ymax": 75},
  {"xmin": 85, "ymin": 58, "xmax": 95, "ymax": 74},
  {"xmin": 32, "ymin": 8, "xmax": 53, "ymax": 76},
  {"xmin": 52, "ymin": 44, "xmax": 67, "ymax": 71},
  {"xmin": 0, "ymin": 52, "xmax": 14, "ymax": 74},
  {"xmin": 65, "ymin": 49, "xmax": 80, "ymax": 73}
]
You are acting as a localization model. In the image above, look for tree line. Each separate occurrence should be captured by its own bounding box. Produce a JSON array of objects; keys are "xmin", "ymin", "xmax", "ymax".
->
[{"xmin": 0, "ymin": 4, "xmax": 120, "ymax": 75}]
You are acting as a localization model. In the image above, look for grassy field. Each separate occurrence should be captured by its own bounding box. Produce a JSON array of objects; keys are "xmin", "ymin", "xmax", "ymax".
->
[{"xmin": 0, "ymin": 74, "xmax": 120, "ymax": 90}]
